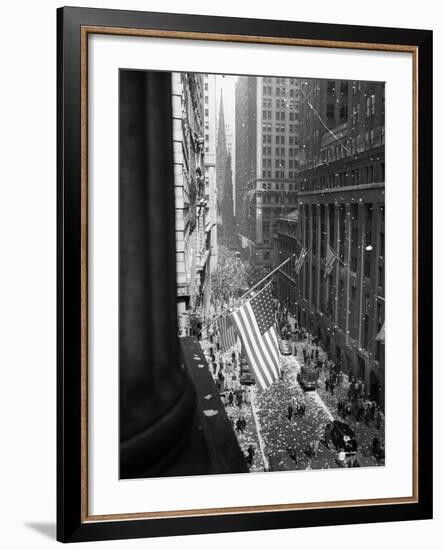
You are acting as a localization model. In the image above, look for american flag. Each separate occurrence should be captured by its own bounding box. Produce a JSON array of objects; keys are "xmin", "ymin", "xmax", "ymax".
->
[
  {"xmin": 216, "ymin": 314, "xmax": 237, "ymax": 353},
  {"xmin": 324, "ymin": 244, "xmax": 339, "ymax": 277},
  {"xmin": 232, "ymin": 283, "xmax": 280, "ymax": 392},
  {"xmin": 295, "ymin": 247, "xmax": 307, "ymax": 276}
]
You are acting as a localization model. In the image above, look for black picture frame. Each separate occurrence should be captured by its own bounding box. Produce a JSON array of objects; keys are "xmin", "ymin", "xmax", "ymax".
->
[{"xmin": 57, "ymin": 6, "xmax": 433, "ymax": 543}]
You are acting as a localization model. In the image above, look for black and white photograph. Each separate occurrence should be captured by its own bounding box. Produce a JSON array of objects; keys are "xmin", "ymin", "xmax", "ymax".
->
[{"xmin": 119, "ymin": 70, "xmax": 386, "ymax": 478}]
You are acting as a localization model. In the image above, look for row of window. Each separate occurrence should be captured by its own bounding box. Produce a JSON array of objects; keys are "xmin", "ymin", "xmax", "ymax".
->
[
  {"xmin": 318, "ymin": 129, "xmax": 384, "ymax": 166},
  {"xmin": 261, "ymin": 181, "xmax": 298, "ymax": 191},
  {"xmin": 262, "ymin": 155, "xmax": 302, "ymax": 168},
  {"xmin": 261, "ymin": 110, "xmax": 298, "ymax": 121},
  {"xmin": 261, "ymin": 122, "xmax": 300, "ymax": 133},
  {"xmin": 261, "ymin": 170, "xmax": 299, "ymax": 179},
  {"xmin": 261, "ymin": 193, "xmax": 299, "ymax": 204},
  {"xmin": 301, "ymin": 162, "xmax": 385, "ymax": 191}
]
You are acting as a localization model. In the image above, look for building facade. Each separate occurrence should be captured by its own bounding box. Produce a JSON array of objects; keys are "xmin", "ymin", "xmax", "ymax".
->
[
  {"xmin": 203, "ymin": 73, "xmax": 218, "ymax": 274},
  {"xmin": 174, "ymin": 73, "xmax": 214, "ymax": 335},
  {"xmin": 274, "ymin": 78, "xmax": 385, "ymax": 408},
  {"xmin": 235, "ymin": 76, "xmax": 301, "ymax": 266}
]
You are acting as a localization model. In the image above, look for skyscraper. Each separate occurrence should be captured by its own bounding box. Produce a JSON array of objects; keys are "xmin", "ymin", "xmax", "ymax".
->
[
  {"xmin": 174, "ymin": 73, "xmax": 214, "ymax": 333},
  {"xmin": 216, "ymin": 94, "xmax": 235, "ymax": 247},
  {"xmin": 275, "ymin": 78, "xmax": 385, "ymax": 407},
  {"xmin": 235, "ymin": 76, "xmax": 301, "ymax": 266}
]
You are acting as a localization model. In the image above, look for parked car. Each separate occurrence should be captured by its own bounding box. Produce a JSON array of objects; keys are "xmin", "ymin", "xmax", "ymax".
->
[
  {"xmin": 279, "ymin": 339, "xmax": 292, "ymax": 355},
  {"xmin": 329, "ymin": 420, "xmax": 358, "ymax": 453}
]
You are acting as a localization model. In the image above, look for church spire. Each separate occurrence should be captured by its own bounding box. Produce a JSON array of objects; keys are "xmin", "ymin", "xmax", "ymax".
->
[{"xmin": 217, "ymin": 90, "xmax": 227, "ymax": 156}]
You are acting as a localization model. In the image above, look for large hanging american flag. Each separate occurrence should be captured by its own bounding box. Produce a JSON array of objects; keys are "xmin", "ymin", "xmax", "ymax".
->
[
  {"xmin": 232, "ymin": 283, "xmax": 280, "ymax": 392},
  {"xmin": 216, "ymin": 314, "xmax": 237, "ymax": 353}
]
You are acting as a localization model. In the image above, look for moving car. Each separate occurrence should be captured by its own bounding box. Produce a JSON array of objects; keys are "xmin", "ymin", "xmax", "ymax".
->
[
  {"xmin": 240, "ymin": 359, "xmax": 256, "ymax": 386},
  {"xmin": 297, "ymin": 365, "xmax": 319, "ymax": 391},
  {"xmin": 279, "ymin": 339, "xmax": 292, "ymax": 355},
  {"xmin": 329, "ymin": 420, "xmax": 358, "ymax": 453}
]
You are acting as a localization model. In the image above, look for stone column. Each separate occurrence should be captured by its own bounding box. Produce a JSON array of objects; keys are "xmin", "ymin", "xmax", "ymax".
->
[
  {"xmin": 344, "ymin": 203, "xmax": 352, "ymax": 346},
  {"xmin": 308, "ymin": 205, "xmax": 314, "ymax": 311},
  {"xmin": 316, "ymin": 204, "xmax": 322, "ymax": 312},
  {"xmin": 324, "ymin": 203, "xmax": 331, "ymax": 311},
  {"xmin": 356, "ymin": 203, "xmax": 366, "ymax": 346},
  {"xmin": 370, "ymin": 200, "xmax": 382, "ymax": 357},
  {"xmin": 334, "ymin": 204, "xmax": 341, "ymax": 325},
  {"xmin": 301, "ymin": 204, "xmax": 307, "ymax": 303},
  {"xmin": 119, "ymin": 70, "xmax": 196, "ymax": 478}
]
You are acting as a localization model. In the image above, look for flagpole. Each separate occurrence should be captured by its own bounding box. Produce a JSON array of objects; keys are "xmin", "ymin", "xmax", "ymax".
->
[
  {"xmin": 210, "ymin": 253, "xmax": 298, "ymax": 324},
  {"xmin": 236, "ymin": 253, "xmax": 297, "ymax": 303}
]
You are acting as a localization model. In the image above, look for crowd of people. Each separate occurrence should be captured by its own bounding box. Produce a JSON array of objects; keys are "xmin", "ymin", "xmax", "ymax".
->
[
  {"xmin": 201, "ymin": 313, "xmax": 260, "ymax": 471},
  {"xmin": 198, "ymin": 296, "xmax": 385, "ymax": 470}
]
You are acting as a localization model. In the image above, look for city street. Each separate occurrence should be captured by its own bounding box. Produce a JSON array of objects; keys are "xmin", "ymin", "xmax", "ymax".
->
[{"xmin": 200, "ymin": 324, "xmax": 385, "ymax": 472}]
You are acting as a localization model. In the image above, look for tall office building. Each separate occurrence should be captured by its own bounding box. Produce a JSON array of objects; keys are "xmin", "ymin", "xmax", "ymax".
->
[
  {"xmin": 174, "ymin": 73, "xmax": 214, "ymax": 334},
  {"xmin": 274, "ymin": 78, "xmax": 385, "ymax": 406},
  {"xmin": 203, "ymin": 73, "xmax": 218, "ymax": 274},
  {"xmin": 216, "ymin": 95, "xmax": 235, "ymax": 247},
  {"xmin": 235, "ymin": 76, "xmax": 301, "ymax": 265}
]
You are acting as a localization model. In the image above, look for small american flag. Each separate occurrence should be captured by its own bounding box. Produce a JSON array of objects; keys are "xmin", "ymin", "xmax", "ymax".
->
[
  {"xmin": 216, "ymin": 314, "xmax": 237, "ymax": 353},
  {"xmin": 232, "ymin": 283, "xmax": 280, "ymax": 392},
  {"xmin": 295, "ymin": 247, "xmax": 307, "ymax": 276}
]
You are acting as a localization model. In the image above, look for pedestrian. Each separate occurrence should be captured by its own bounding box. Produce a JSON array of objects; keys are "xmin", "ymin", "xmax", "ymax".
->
[
  {"xmin": 370, "ymin": 401, "xmax": 376, "ymax": 420},
  {"xmin": 307, "ymin": 441, "xmax": 315, "ymax": 458},
  {"xmin": 313, "ymin": 440, "xmax": 320, "ymax": 457},
  {"xmin": 323, "ymin": 423, "xmax": 331, "ymax": 449},
  {"xmin": 364, "ymin": 405, "xmax": 371, "ymax": 426},
  {"xmin": 375, "ymin": 409, "xmax": 382, "ymax": 430},
  {"xmin": 337, "ymin": 450, "xmax": 346, "ymax": 467},
  {"xmin": 228, "ymin": 391, "xmax": 234, "ymax": 406},
  {"xmin": 337, "ymin": 401, "xmax": 343, "ymax": 417},
  {"xmin": 325, "ymin": 378, "xmax": 330, "ymax": 392},
  {"xmin": 372, "ymin": 435, "xmax": 380, "ymax": 457},
  {"xmin": 245, "ymin": 445, "xmax": 255, "ymax": 467},
  {"xmin": 245, "ymin": 388, "xmax": 250, "ymax": 406},
  {"xmin": 287, "ymin": 403, "xmax": 294, "ymax": 421},
  {"xmin": 287, "ymin": 445, "xmax": 297, "ymax": 464}
]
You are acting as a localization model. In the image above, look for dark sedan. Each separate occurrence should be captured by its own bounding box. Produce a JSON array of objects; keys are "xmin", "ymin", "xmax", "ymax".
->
[
  {"xmin": 279, "ymin": 339, "xmax": 292, "ymax": 355},
  {"xmin": 329, "ymin": 420, "xmax": 358, "ymax": 453}
]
